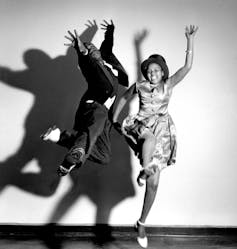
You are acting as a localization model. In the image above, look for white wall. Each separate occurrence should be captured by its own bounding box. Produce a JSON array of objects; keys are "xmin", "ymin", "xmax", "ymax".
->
[{"xmin": 0, "ymin": 0, "xmax": 237, "ymax": 226}]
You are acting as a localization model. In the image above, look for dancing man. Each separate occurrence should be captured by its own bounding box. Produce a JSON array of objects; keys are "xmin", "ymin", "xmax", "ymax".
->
[{"xmin": 41, "ymin": 20, "xmax": 128, "ymax": 176}]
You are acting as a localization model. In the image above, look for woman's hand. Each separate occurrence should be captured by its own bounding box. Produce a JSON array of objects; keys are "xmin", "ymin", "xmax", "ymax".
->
[
  {"xmin": 185, "ymin": 25, "xmax": 198, "ymax": 39},
  {"xmin": 134, "ymin": 29, "xmax": 149, "ymax": 46}
]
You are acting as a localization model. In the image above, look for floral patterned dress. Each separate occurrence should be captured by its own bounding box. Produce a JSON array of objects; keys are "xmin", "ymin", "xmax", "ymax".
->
[{"xmin": 122, "ymin": 80, "xmax": 177, "ymax": 171}]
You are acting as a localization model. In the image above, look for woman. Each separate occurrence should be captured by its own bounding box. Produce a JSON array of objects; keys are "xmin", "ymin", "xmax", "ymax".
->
[{"xmin": 113, "ymin": 25, "xmax": 198, "ymax": 248}]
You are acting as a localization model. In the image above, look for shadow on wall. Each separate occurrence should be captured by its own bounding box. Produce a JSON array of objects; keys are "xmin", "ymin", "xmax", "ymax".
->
[
  {"xmin": 0, "ymin": 24, "xmax": 98, "ymax": 196},
  {"xmin": 0, "ymin": 23, "xmax": 148, "ymax": 228}
]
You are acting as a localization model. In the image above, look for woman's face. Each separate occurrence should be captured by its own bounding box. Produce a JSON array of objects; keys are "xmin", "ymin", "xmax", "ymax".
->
[{"xmin": 146, "ymin": 63, "xmax": 164, "ymax": 84}]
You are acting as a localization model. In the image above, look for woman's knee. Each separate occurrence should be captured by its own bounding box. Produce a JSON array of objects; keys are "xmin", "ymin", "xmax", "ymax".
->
[
  {"xmin": 146, "ymin": 177, "xmax": 159, "ymax": 192},
  {"xmin": 147, "ymin": 170, "xmax": 160, "ymax": 189}
]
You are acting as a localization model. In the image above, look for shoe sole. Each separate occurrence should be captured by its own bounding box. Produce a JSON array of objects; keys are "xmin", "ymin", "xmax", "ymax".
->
[{"xmin": 40, "ymin": 125, "xmax": 57, "ymax": 140}]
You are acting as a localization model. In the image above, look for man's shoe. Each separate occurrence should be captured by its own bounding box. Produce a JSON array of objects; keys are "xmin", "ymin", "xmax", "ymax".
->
[
  {"xmin": 104, "ymin": 96, "xmax": 116, "ymax": 109},
  {"xmin": 57, "ymin": 148, "xmax": 84, "ymax": 177},
  {"xmin": 40, "ymin": 125, "xmax": 60, "ymax": 142}
]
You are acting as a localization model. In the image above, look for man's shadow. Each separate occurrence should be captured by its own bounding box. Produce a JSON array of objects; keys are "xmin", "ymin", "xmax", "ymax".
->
[
  {"xmin": 0, "ymin": 21, "xmax": 148, "ymax": 248},
  {"xmin": 0, "ymin": 23, "xmax": 100, "ymax": 195},
  {"xmin": 0, "ymin": 19, "xmax": 138, "ymax": 215}
]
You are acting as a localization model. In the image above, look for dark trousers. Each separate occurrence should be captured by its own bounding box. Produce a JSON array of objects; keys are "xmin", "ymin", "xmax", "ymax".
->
[{"xmin": 57, "ymin": 101, "xmax": 112, "ymax": 166}]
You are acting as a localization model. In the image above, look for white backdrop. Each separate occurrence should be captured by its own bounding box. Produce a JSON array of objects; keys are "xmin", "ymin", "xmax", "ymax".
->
[{"xmin": 0, "ymin": 0, "xmax": 237, "ymax": 226}]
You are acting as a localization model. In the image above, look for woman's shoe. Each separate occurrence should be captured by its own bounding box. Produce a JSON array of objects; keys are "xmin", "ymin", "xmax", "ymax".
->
[
  {"xmin": 40, "ymin": 125, "xmax": 60, "ymax": 142},
  {"xmin": 135, "ymin": 220, "xmax": 148, "ymax": 248},
  {"xmin": 137, "ymin": 158, "xmax": 159, "ymax": 186},
  {"xmin": 137, "ymin": 170, "xmax": 147, "ymax": 187}
]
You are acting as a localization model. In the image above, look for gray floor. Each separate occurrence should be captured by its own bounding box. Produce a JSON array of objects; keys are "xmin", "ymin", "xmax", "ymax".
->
[
  {"xmin": 0, "ymin": 225, "xmax": 237, "ymax": 249},
  {"xmin": 0, "ymin": 235, "xmax": 237, "ymax": 249}
]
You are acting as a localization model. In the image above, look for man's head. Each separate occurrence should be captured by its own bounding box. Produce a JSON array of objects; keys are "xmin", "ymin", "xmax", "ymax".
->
[{"xmin": 84, "ymin": 42, "xmax": 103, "ymax": 63}]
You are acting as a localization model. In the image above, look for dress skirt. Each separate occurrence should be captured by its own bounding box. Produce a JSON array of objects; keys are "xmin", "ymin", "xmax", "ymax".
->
[{"xmin": 122, "ymin": 112, "xmax": 177, "ymax": 171}]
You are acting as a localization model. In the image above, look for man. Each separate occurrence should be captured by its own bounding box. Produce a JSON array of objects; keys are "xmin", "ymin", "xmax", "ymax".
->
[{"xmin": 41, "ymin": 20, "xmax": 128, "ymax": 176}]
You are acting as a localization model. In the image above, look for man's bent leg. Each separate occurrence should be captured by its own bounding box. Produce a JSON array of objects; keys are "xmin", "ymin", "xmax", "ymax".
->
[
  {"xmin": 58, "ymin": 146, "xmax": 85, "ymax": 176},
  {"xmin": 58, "ymin": 102, "xmax": 108, "ymax": 176},
  {"xmin": 57, "ymin": 130, "xmax": 76, "ymax": 149}
]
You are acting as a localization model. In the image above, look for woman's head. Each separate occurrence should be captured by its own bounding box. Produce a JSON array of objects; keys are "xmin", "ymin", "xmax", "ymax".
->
[{"xmin": 141, "ymin": 54, "xmax": 169, "ymax": 82}]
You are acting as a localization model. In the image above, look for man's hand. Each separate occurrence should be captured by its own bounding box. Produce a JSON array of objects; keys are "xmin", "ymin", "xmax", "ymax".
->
[
  {"xmin": 100, "ymin": 19, "xmax": 114, "ymax": 33},
  {"xmin": 64, "ymin": 29, "xmax": 87, "ymax": 54}
]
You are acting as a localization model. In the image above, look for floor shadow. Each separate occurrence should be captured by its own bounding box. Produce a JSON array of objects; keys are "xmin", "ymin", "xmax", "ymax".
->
[{"xmin": 37, "ymin": 223, "xmax": 131, "ymax": 249}]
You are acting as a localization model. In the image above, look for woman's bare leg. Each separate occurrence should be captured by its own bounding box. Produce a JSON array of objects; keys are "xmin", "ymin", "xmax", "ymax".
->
[
  {"xmin": 137, "ymin": 131, "xmax": 157, "ymax": 186},
  {"xmin": 140, "ymin": 170, "xmax": 160, "ymax": 222},
  {"xmin": 136, "ymin": 170, "xmax": 160, "ymax": 243}
]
